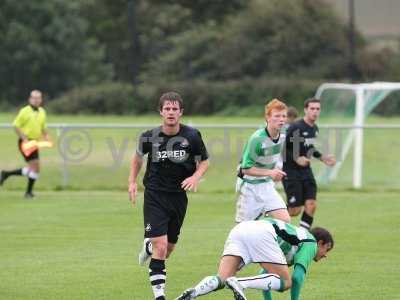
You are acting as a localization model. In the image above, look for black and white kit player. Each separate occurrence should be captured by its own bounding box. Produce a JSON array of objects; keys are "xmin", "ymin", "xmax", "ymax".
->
[
  {"xmin": 128, "ymin": 92, "xmax": 209, "ymax": 300},
  {"xmin": 283, "ymin": 98, "xmax": 335, "ymax": 230}
]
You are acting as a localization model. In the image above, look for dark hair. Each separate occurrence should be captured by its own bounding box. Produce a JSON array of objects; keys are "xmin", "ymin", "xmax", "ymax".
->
[
  {"xmin": 287, "ymin": 106, "xmax": 299, "ymax": 119},
  {"xmin": 159, "ymin": 91, "xmax": 183, "ymax": 111},
  {"xmin": 310, "ymin": 227, "xmax": 334, "ymax": 249},
  {"xmin": 304, "ymin": 97, "xmax": 321, "ymax": 108}
]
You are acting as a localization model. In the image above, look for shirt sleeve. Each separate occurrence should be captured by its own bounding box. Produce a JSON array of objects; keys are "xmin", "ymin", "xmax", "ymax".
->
[
  {"xmin": 290, "ymin": 264, "xmax": 306, "ymax": 300},
  {"xmin": 241, "ymin": 134, "xmax": 262, "ymax": 169},
  {"xmin": 284, "ymin": 124, "xmax": 296, "ymax": 162},
  {"xmin": 311, "ymin": 149, "xmax": 322, "ymax": 159},
  {"xmin": 192, "ymin": 130, "xmax": 209, "ymax": 161},
  {"xmin": 136, "ymin": 132, "xmax": 151, "ymax": 156},
  {"xmin": 13, "ymin": 108, "xmax": 27, "ymax": 128},
  {"xmin": 309, "ymin": 125, "xmax": 322, "ymax": 159},
  {"xmin": 293, "ymin": 242, "xmax": 317, "ymax": 272}
]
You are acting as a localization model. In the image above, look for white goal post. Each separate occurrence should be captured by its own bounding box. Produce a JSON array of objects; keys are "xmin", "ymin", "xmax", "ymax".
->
[{"xmin": 315, "ymin": 82, "xmax": 400, "ymax": 188}]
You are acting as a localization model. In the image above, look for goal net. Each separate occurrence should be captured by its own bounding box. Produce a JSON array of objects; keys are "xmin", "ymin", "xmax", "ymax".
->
[{"xmin": 314, "ymin": 82, "xmax": 400, "ymax": 188}]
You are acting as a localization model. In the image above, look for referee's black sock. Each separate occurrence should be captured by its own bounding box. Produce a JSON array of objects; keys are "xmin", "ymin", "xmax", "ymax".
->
[
  {"xmin": 149, "ymin": 258, "xmax": 166, "ymax": 300},
  {"xmin": 26, "ymin": 178, "xmax": 36, "ymax": 194},
  {"xmin": 1, "ymin": 168, "xmax": 24, "ymax": 185},
  {"xmin": 3, "ymin": 168, "xmax": 23, "ymax": 177},
  {"xmin": 300, "ymin": 211, "xmax": 313, "ymax": 230},
  {"xmin": 26, "ymin": 171, "xmax": 39, "ymax": 195}
]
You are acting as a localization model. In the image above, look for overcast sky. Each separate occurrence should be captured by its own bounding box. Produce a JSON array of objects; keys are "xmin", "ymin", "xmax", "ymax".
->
[{"xmin": 325, "ymin": 0, "xmax": 400, "ymax": 37}]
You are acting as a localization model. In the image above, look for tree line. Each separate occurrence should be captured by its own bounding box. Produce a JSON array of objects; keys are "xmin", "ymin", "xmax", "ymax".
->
[{"xmin": 1, "ymin": 0, "xmax": 399, "ymax": 114}]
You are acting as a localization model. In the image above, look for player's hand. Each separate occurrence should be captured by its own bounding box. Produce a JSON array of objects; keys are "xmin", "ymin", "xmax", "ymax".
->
[
  {"xmin": 322, "ymin": 155, "xmax": 336, "ymax": 166},
  {"xmin": 268, "ymin": 169, "xmax": 286, "ymax": 182},
  {"xmin": 295, "ymin": 156, "xmax": 310, "ymax": 167},
  {"xmin": 181, "ymin": 175, "xmax": 200, "ymax": 192},
  {"xmin": 128, "ymin": 181, "xmax": 138, "ymax": 205}
]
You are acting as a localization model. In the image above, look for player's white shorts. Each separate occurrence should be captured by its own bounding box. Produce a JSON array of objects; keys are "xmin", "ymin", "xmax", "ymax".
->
[
  {"xmin": 235, "ymin": 180, "xmax": 287, "ymax": 223},
  {"xmin": 222, "ymin": 220, "xmax": 287, "ymax": 267}
]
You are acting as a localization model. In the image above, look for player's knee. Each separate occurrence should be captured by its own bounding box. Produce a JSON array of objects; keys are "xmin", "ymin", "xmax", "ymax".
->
[
  {"xmin": 282, "ymin": 277, "xmax": 292, "ymax": 290},
  {"xmin": 151, "ymin": 240, "xmax": 168, "ymax": 258},
  {"xmin": 288, "ymin": 207, "xmax": 301, "ymax": 216},
  {"xmin": 305, "ymin": 200, "xmax": 317, "ymax": 213},
  {"xmin": 166, "ymin": 244, "xmax": 175, "ymax": 258}
]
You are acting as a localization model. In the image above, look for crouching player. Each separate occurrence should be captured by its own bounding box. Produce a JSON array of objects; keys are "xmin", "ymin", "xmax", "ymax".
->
[{"xmin": 175, "ymin": 218, "xmax": 333, "ymax": 300}]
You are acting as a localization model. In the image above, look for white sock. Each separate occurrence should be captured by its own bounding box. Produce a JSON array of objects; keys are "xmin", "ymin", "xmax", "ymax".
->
[
  {"xmin": 22, "ymin": 167, "xmax": 29, "ymax": 176},
  {"xmin": 149, "ymin": 259, "xmax": 166, "ymax": 300},
  {"xmin": 237, "ymin": 273, "xmax": 283, "ymax": 291},
  {"xmin": 194, "ymin": 276, "xmax": 222, "ymax": 297},
  {"xmin": 28, "ymin": 171, "xmax": 39, "ymax": 180}
]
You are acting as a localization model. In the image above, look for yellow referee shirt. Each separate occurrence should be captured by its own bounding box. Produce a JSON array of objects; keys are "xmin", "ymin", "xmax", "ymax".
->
[{"xmin": 13, "ymin": 105, "xmax": 47, "ymax": 140}]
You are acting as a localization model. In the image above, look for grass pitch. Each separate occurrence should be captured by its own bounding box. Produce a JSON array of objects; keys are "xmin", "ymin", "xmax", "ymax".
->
[
  {"xmin": 0, "ymin": 113, "xmax": 399, "ymax": 299},
  {"xmin": 0, "ymin": 189, "xmax": 399, "ymax": 299}
]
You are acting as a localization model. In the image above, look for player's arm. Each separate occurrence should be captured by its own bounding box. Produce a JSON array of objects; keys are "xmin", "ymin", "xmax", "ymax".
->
[
  {"xmin": 241, "ymin": 134, "xmax": 285, "ymax": 181},
  {"xmin": 181, "ymin": 159, "xmax": 209, "ymax": 191},
  {"xmin": 129, "ymin": 132, "xmax": 150, "ymax": 205},
  {"xmin": 310, "ymin": 146, "xmax": 335, "ymax": 166},
  {"xmin": 290, "ymin": 241, "xmax": 317, "ymax": 300},
  {"xmin": 181, "ymin": 130, "xmax": 210, "ymax": 191},
  {"xmin": 290, "ymin": 264, "xmax": 306, "ymax": 300},
  {"xmin": 319, "ymin": 154, "xmax": 336, "ymax": 166},
  {"xmin": 308, "ymin": 126, "xmax": 335, "ymax": 166},
  {"xmin": 286, "ymin": 124, "xmax": 310, "ymax": 167},
  {"xmin": 242, "ymin": 167, "xmax": 286, "ymax": 181},
  {"xmin": 128, "ymin": 153, "xmax": 143, "ymax": 205}
]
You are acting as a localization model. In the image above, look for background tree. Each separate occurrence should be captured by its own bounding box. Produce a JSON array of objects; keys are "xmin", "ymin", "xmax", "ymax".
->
[{"xmin": 0, "ymin": 0, "xmax": 112, "ymax": 104}]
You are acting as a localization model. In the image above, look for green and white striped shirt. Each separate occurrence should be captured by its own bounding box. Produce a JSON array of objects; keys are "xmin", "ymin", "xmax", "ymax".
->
[
  {"xmin": 264, "ymin": 217, "xmax": 317, "ymax": 271},
  {"xmin": 240, "ymin": 128, "xmax": 285, "ymax": 184}
]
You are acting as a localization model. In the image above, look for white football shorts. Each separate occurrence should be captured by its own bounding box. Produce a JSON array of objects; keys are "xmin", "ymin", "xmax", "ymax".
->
[
  {"xmin": 222, "ymin": 220, "xmax": 287, "ymax": 267},
  {"xmin": 235, "ymin": 181, "xmax": 286, "ymax": 222}
]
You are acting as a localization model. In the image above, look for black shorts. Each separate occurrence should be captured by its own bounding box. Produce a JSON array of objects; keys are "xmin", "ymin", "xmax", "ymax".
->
[
  {"xmin": 18, "ymin": 139, "xmax": 39, "ymax": 162},
  {"xmin": 143, "ymin": 188, "xmax": 188, "ymax": 244},
  {"xmin": 283, "ymin": 177, "xmax": 317, "ymax": 208}
]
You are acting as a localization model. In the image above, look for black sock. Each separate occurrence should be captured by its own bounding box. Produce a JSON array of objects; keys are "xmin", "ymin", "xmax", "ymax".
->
[
  {"xmin": 149, "ymin": 258, "xmax": 166, "ymax": 300},
  {"xmin": 27, "ymin": 178, "xmax": 36, "ymax": 194},
  {"xmin": 4, "ymin": 169, "xmax": 23, "ymax": 177},
  {"xmin": 300, "ymin": 211, "xmax": 313, "ymax": 229}
]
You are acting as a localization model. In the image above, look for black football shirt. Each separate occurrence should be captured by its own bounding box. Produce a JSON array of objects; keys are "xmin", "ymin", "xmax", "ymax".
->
[
  {"xmin": 137, "ymin": 124, "xmax": 209, "ymax": 192},
  {"xmin": 283, "ymin": 119, "xmax": 322, "ymax": 179}
]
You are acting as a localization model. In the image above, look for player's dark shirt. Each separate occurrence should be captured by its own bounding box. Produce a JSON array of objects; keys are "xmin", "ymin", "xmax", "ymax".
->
[
  {"xmin": 283, "ymin": 119, "xmax": 322, "ymax": 179},
  {"xmin": 137, "ymin": 124, "xmax": 209, "ymax": 193}
]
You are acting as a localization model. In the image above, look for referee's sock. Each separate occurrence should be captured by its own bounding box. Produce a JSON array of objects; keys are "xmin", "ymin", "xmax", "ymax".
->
[
  {"xmin": 299, "ymin": 211, "xmax": 313, "ymax": 230},
  {"xmin": 149, "ymin": 258, "xmax": 166, "ymax": 300},
  {"xmin": 2, "ymin": 167, "xmax": 27, "ymax": 177},
  {"xmin": 1, "ymin": 167, "xmax": 29, "ymax": 185}
]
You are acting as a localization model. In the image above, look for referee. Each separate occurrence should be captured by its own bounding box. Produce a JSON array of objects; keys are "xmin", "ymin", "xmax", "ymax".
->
[
  {"xmin": 282, "ymin": 98, "xmax": 335, "ymax": 230},
  {"xmin": 128, "ymin": 92, "xmax": 209, "ymax": 300},
  {"xmin": 0, "ymin": 90, "xmax": 50, "ymax": 198}
]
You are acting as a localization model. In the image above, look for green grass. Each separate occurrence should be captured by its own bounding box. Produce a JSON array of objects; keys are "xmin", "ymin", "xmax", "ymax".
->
[
  {"xmin": 0, "ymin": 190, "xmax": 399, "ymax": 299},
  {"xmin": 1, "ymin": 114, "xmax": 399, "ymax": 299},
  {"xmin": 1, "ymin": 113, "xmax": 400, "ymax": 191}
]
